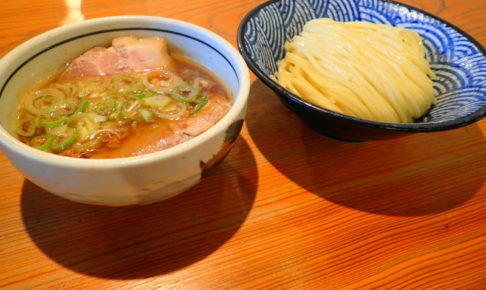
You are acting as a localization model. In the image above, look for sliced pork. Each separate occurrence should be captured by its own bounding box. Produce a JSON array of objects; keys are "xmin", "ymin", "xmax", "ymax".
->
[
  {"xmin": 61, "ymin": 36, "xmax": 174, "ymax": 80},
  {"xmin": 180, "ymin": 93, "xmax": 231, "ymax": 136}
]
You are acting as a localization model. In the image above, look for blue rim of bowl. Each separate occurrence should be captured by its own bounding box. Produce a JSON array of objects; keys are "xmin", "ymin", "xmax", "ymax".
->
[{"xmin": 237, "ymin": 0, "xmax": 486, "ymax": 132}]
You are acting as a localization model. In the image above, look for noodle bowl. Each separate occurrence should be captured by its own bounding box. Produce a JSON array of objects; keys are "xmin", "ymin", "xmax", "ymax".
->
[{"xmin": 0, "ymin": 16, "xmax": 250, "ymax": 205}]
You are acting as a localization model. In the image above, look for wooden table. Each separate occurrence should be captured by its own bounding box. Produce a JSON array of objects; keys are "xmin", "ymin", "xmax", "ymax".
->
[{"xmin": 0, "ymin": 0, "xmax": 485, "ymax": 288}]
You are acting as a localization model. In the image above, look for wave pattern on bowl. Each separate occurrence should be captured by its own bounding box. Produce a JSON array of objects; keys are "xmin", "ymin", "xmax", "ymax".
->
[{"xmin": 241, "ymin": 0, "xmax": 486, "ymax": 123}]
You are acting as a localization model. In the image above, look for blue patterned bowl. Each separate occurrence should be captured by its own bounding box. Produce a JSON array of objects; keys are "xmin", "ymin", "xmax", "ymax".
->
[{"xmin": 238, "ymin": 0, "xmax": 486, "ymax": 141}]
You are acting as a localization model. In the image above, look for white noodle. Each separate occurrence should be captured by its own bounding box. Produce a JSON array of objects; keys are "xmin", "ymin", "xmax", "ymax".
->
[{"xmin": 274, "ymin": 18, "xmax": 436, "ymax": 123}]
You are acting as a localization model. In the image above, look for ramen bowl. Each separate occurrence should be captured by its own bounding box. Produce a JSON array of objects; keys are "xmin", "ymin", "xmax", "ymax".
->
[
  {"xmin": 238, "ymin": 0, "xmax": 485, "ymax": 141},
  {"xmin": 0, "ymin": 16, "xmax": 250, "ymax": 206}
]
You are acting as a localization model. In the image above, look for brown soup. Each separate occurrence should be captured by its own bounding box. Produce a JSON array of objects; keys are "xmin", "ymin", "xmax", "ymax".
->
[{"xmin": 13, "ymin": 57, "xmax": 231, "ymax": 158}]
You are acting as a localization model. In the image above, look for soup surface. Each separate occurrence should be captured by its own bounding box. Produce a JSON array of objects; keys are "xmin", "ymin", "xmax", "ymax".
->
[{"xmin": 13, "ymin": 36, "xmax": 231, "ymax": 158}]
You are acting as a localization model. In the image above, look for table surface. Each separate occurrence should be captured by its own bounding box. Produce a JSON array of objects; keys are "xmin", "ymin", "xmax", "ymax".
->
[{"xmin": 0, "ymin": 0, "xmax": 485, "ymax": 289}]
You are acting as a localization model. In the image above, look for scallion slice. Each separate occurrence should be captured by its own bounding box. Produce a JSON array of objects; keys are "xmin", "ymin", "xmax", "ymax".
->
[
  {"xmin": 75, "ymin": 99, "xmax": 90, "ymax": 113},
  {"xmin": 39, "ymin": 116, "xmax": 68, "ymax": 127},
  {"xmin": 95, "ymin": 97, "xmax": 118, "ymax": 116},
  {"xmin": 120, "ymin": 100, "xmax": 141, "ymax": 120},
  {"xmin": 190, "ymin": 93, "xmax": 209, "ymax": 115},
  {"xmin": 143, "ymin": 71, "xmax": 183, "ymax": 94},
  {"xmin": 152, "ymin": 101, "xmax": 187, "ymax": 120},
  {"xmin": 15, "ymin": 117, "xmax": 36, "ymax": 137},
  {"xmin": 131, "ymin": 93, "xmax": 150, "ymax": 100},
  {"xmin": 46, "ymin": 100, "xmax": 78, "ymax": 116},
  {"xmin": 31, "ymin": 134, "xmax": 54, "ymax": 151},
  {"xmin": 24, "ymin": 88, "xmax": 64, "ymax": 115},
  {"xmin": 111, "ymin": 74, "xmax": 144, "ymax": 94},
  {"xmin": 138, "ymin": 108, "xmax": 155, "ymax": 122},
  {"xmin": 171, "ymin": 83, "xmax": 199, "ymax": 103},
  {"xmin": 51, "ymin": 127, "xmax": 77, "ymax": 153},
  {"xmin": 143, "ymin": 95, "xmax": 171, "ymax": 107},
  {"xmin": 78, "ymin": 81, "xmax": 104, "ymax": 98}
]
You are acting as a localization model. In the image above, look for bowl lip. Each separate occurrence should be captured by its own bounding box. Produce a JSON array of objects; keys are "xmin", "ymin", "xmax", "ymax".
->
[
  {"xmin": 0, "ymin": 15, "xmax": 250, "ymax": 169},
  {"xmin": 237, "ymin": 0, "xmax": 486, "ymax": 132}
]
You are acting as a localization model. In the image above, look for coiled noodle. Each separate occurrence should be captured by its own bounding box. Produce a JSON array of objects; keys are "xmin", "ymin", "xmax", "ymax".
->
[{"xmin": 274, "ymin": 18, "xmax": 436, "ymax": 123}]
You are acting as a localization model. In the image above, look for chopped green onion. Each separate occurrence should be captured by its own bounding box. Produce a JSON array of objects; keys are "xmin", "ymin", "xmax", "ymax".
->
[
  {"xmin": 119, "ymin": 100, "xmax": 141, "ymax": 120},
  {"xmin": 95, "ymin": 97, "xmax": 118, "ymax": 116},
  {"xmin": 15, "ymin": 117, "xmax": 36, "ymax": 137},
  {"xmin": 152, "ymin": 101, "xmax": 187, "ymax": 120},
  {"xmin": 138, "ymin": 108, "xmax": 155, "ymax": 122},
  {"xmin": 111, "ymin": 74, "xmax": 144, "ymax": 94},
  {"xmin": 51, "ymin": 127, "xmax": 77, "ymax": 153},
  {"xmin": 131, "ymin": 92, "xmax": 150, "ymax": 100},
  {"xmin": 31, "ymin": 134, "xmax": 54, "ymax": 151},
  {"xmin": 171, "ymin": 83, "xmax": 199, "ymax": 103},
  {"xmin": 39, "ymin": 116, "xmax": 68, "ymax": 127},
  {"xmin": 143, "ymin": 71, "xmax": 183, "ymax": 94},
  {"xmin": 119, "ymin": 102, "xmax": 131, "ymax": 120},
  {"xmin": 190, "ymin": 93, "xmax": 209, "ymax": 115},
  {"xmin": 78, "ymin": 81, "xmax": 104, "ymax": 98},
  {"xmin": 143, "ymin": 95, "xmax": 171, "ymax": 107},
  {"xmin": 48, "ymin": 124, "xmax": 67, "ymax": 136},
  {"xmin": 46, "ymin": 100, "xmax": 77, "ymax": 116},
  {"xmin": 75, "ymin": 99, "xmax": 90, "ymax": 113},
  {"xmin": 92, "ymin": 114, "xmax": 107, "ymax": 123},
  {"xmin": 24, "ymin": 88, "xmax": 64, "ymax": 115},
  {"xmin": 68, "ymin": 113, "xmax": 101, "ymax": 142}
]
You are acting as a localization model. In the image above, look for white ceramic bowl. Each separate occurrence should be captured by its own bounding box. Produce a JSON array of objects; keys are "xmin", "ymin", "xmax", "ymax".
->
[{"xmin": 0, "ymin": 16, "xmax": 250, "ymax": 206}]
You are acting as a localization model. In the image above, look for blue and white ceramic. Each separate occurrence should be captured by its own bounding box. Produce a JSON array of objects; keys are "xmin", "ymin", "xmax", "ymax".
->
[
  {"xmin": 238, "ymin": 0, "xmax": 486, "ymax": 141},
  {"xmin": 0, "ymin": 16, "xmax": 250, "ymax": 206}
]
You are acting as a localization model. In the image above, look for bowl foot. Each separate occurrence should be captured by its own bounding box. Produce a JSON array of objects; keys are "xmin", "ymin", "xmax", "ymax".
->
[{"xmin": 307, "ymin": 124, "xmax": 364, "ymax": 143}]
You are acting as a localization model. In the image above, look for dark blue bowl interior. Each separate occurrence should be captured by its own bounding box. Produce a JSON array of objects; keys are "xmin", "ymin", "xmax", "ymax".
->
[{"xmin": 238, "ymin": 0, "xmax": 486, "ymax": 132}]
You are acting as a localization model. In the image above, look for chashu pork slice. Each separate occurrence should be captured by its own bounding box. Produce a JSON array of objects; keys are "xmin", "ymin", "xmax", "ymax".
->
[
  {"xmin": 61, "ymin": 35, "xmax": 174, "ymax": 80},
  {"xmin": 89, "ymin": 92, "xmax": 232, "ymax": 158},
  {"xmin": 179, "ymin": 93, "xmax": 231, "ymax": 137}
]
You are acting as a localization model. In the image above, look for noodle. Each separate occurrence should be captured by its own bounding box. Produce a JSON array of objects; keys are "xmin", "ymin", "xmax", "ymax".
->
[{"xmin": 274, "ymin": 18, "xmax": 436, "ymax": 123}]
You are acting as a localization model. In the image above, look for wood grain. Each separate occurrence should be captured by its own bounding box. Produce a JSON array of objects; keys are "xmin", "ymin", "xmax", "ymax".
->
[{"xmin": 0, "ymin": 0, "xmax": 485, "ymax": 289}]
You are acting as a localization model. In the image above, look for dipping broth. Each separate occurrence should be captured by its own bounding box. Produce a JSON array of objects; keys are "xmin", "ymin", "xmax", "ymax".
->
[{"xmin": 13, "ymin": 36, "xmax": 231, "ymax": 158}]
